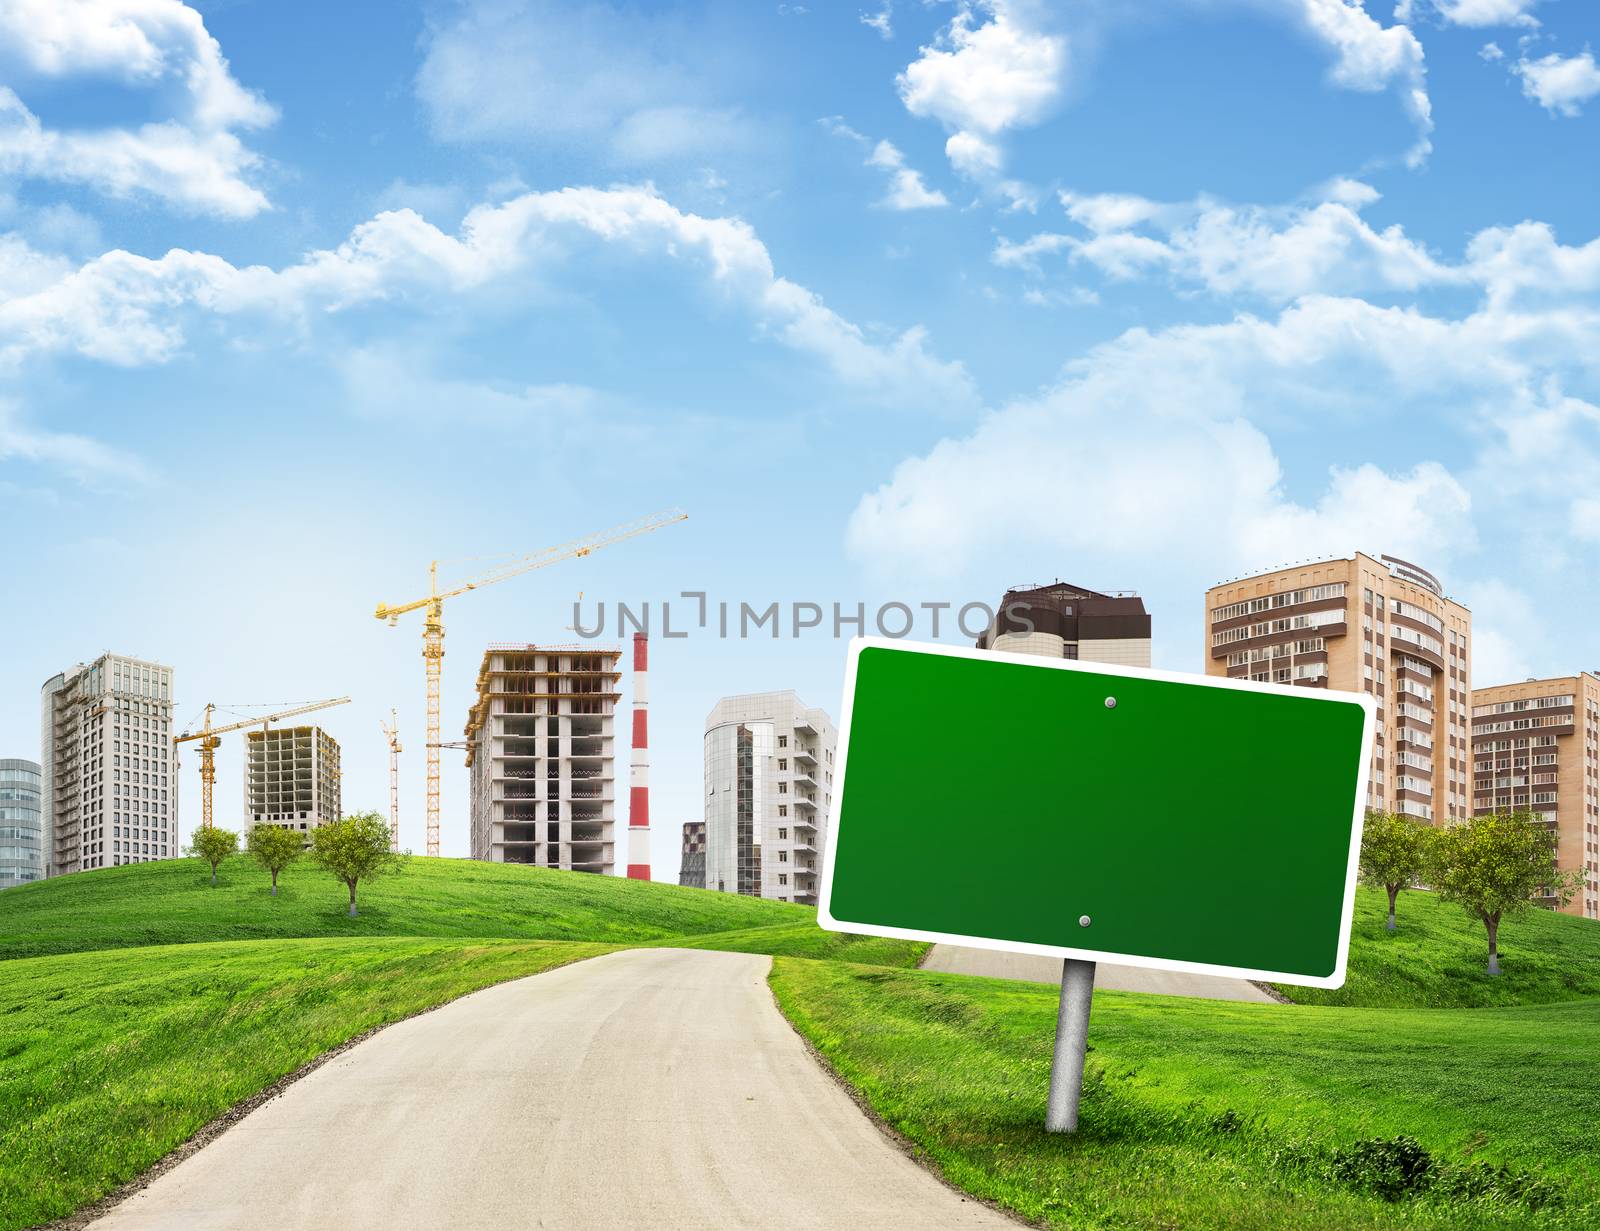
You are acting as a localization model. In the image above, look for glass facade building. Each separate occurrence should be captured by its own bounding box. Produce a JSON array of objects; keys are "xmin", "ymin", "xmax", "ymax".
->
[
  {"xmin": 703, "ymin": 691, "xmax": 836, "ymax": 904},
  {"xmin": 0, "ymin": 758, "xmax": 44, "ymax": 888},
  {"xmin": 704, "ymin": 719, "xmax": 772, "ymax": 895}
]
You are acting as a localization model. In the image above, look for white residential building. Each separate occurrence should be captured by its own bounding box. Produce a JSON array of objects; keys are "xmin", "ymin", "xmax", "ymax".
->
[
  {"xmin": 244, "ymin": 725, "xmax": 341, "ymax": 836},
  {"xmin": 465, "ymin": 643, "xmax": 621, "ymax": 872},
  {"xmin": 41, "ymin": 654, "xmax": 178, "ymax": 875},
  {"xmin": 703, "ymin": 692, "xmax": 835, "ymax": 905}
]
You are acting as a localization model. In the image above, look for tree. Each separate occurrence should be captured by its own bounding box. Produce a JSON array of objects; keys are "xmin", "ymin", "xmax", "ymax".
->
[
  {"xmin": 246, "ymin": 823, "xmax": 304, "ymax": 896},
  {"xmin": 310, "ymin": 811, "xmax": 405, "ymax": 917},
  {"xmin": 1428, "ymin": 810, "xmax": 1582, "ymax": 975},
  {"xmin": 186, "ymin": 826, "xmax": 239, "ymax": 887},
  {"xmin": 1358, "ymin": 809, "xmax": 1431, "ymax": 932}
]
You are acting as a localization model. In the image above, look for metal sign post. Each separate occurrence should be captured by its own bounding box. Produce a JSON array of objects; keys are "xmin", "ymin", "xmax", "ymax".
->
[{"xmin": 1046, "ymin": 958, "xmax": 1096, "ymax": 1133}]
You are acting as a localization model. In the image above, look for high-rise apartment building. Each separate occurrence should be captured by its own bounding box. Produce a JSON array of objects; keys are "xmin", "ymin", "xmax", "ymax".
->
[
  {"xmin": 244, "ymin": 726, "xmax": 341, "ymax": 836},
  {"xmin": 703, "ymin": 692, "xmax": 835, "ymax": 904},
  {"xmin": 679, "ymin": 820, "xmax": 706, "ymax": 889},
  {"xmin": 1204, "ymin": 553, "xmax": 1472, "ymax": 823},
  {"xmin": 465, "ymin": 643, "xmax": 621, "ymax": 872},
  {"xmin": 40, "ymin": 654, "xmax": 178, "ymax": 875},
  {"xmin": 0, "ymin": 759, "xmax": 43, "ymax": 889},
  {"xmin": 1471, "ymin": 674, "xmax": 1600, "ymax": 920},
  {"xmin": 976, "ymin": 581, "xmax": 1152, "ymax": 667}
]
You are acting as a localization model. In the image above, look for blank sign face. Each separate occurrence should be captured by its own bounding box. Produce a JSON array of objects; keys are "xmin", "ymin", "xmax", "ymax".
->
[{"xmin": 819, "ymin": 639, "xmax": 1375, "ymax": 988}]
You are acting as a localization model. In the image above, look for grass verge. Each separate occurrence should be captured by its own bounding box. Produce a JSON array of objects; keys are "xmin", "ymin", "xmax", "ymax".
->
[
  {"xmin": 0, "ymin": 936, "xmax": 611, "ymax": 1230},
  {"xmin": 770, "ymin": 957, "xmax": 1600, "ymax": 1230}
]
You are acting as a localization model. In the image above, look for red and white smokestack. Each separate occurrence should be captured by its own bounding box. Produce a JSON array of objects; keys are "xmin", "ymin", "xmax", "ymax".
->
[{"xmin": 627, "ymin": 632, "xmax": 651, "ymax": 880}]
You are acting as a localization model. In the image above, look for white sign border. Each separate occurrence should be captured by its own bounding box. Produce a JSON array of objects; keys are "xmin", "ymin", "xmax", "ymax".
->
[{"xmin": 817, "ymin": 635, "xmax": 1378, "ymax": 990}]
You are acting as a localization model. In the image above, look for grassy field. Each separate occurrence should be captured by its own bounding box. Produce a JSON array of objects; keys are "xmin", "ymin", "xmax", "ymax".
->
[
  {"xmin": 772, "ymin": 957, "xmax": 1600, "ymax": 1230},
  {"xmin": 0, "ymin": 937, "xmax": 612, "ymax": 1231},
  {"xmin": 0, "ymin": 856, "xmax": 922, "ymax": 965},
  {"xmin": 5, "ymin": 858, "xmax": 1596, "ymax": 1230},
  {"xmin": 1278, "ymin": 884, "xmax": 1600, "ymax": 1007}
]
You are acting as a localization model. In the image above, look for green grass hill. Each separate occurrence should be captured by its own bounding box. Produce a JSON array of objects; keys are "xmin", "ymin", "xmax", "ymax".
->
[
  {"xmin": 4, "ymin": 857, "xmax": 1598, "ymax": 1230},
  {"xmin": 0, "ymin": 855, "xmax": 917, "ymax": 964},
  {"xmin": 1280, "ymin": 884, "xmax": 1600, "ymax": 1008}
]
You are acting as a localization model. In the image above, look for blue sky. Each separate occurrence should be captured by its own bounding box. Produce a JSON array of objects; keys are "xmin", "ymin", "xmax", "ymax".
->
[{"xmin": 2, "ymin": 0, "xmax": 1598, "ymax": 878}]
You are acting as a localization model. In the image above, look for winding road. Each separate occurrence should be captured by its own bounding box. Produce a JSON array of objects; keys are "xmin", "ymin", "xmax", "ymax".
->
[{"xmin": 92, "ymin": 948, "xmax": 1014, "ymax": 1230}]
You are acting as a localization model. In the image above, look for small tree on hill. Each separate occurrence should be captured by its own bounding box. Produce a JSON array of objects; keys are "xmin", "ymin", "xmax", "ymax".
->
[
  {"xmin": 186, "ymin": 826, "xmax": 239, "ymax": 887},
  {"xmin": 311, "ymin": 811, "xmax": 405, "ymax": 917},
  {"xmin": 1359, "ymin": 809, "xmax": 1432, "ymax": 932},
  {"xmin": 1428, "ymin": 810, "xmax": 1582, "ymax": 975},
  {"xmin": 246, "ymin": 823, "xmax": 304, "ymax": 897}
]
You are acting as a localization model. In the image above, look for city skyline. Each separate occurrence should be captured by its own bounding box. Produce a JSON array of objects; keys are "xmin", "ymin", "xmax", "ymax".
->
[{"xmin": 3, "ymin": 1, "xmax": 1598, "ymax": 883}]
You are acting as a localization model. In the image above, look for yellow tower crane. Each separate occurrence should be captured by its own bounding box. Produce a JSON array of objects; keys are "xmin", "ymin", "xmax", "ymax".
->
[
  {"xmin": 175, "ymin": 697, "xmax": 352, "ymax": 832},
  {"xmin": 380, "ymin": 709, "xmax": 402, "ymax": 853},
  {"xmin": 375, "ymin": 509, "xmax": 688, "ymax": 858}
]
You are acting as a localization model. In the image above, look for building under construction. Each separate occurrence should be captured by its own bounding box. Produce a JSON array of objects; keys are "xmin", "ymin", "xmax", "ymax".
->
[
  {"xmin": 244, "ymin": 726, "xmax": 341, "ymax": 835},
  {"xmin": 465, "ymin": 644, "xmax": 621, "ymax": 872}
]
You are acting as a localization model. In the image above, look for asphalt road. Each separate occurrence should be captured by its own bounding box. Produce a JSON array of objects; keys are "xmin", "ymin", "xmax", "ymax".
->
[
  {"xmin": 921, "ymin": 944, "xmax": 1277, "ymax": 1002},
  {"xmin": 93, "ymin": 948, "xmax": 1014, "ymax": 1230}
]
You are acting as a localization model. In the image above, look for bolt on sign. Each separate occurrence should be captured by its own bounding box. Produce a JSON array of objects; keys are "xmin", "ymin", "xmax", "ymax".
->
[{"xmin": 819, "ymin": 638, "xmax": 1375, "ymax": 1131}]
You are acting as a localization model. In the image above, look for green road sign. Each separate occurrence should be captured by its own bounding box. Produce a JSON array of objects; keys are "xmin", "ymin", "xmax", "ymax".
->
[{"xmin": 820, "ymin": 638, "xmax": 1376, "ymax": 988}]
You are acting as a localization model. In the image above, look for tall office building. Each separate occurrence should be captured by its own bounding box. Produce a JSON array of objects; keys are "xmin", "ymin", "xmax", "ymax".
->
[
  {"xmin": 703, "ymin": 692, "xmax": 835, "ymax": 904},
  {"xmin": 976, "ymin": 581, "xmax": 1152, "ymax": 667},
  {"xmin": 679, "ymin": 820, "xmax": 706, "ymax": 889},
  {"xmin": 1471, "ymin": 674, "xmax": 1600, "ymax": 920},
  {"xmin": 41, "ymin": 654, "xmax": 178, "ymax": 875},
  {"xmin": 244, "ymin": 726, "xmax": 341, "ymax": 836},
  {"xmin": 1204, "ymin": 553, "xmax": 1472, "ymax": 823},
  {"xmin": 0, "ymin": 759, "xmax": 43, "ymax": 889},
  {"xmin": 465, "ymin": 643, "xmax": 621, "ymax": 872}
]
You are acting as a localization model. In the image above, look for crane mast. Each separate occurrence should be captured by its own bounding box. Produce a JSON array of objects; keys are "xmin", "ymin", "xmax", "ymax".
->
[
  {"xmin": 380, "ymin": 709, "xmax": 403, "ymax": 853},
  {"xmin": 376, "ymin": 510, "xmax": 687, "ymax": 858}
]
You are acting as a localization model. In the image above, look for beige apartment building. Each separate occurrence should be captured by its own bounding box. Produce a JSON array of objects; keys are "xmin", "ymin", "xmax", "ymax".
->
[
  {"xmin": 244, "ymin": 725, "xmax": 341, "ymax": 836},
  {"xmin": 465, "ymin": 643, "xmax": 621, "ymax": 872},
  {"xmin": 40, "ymin": 653, "xmax": 179, "ymax": 875},
  {"xmin": 1471, "ymin": 675, "xmax": 1600, "ymax": 920},
  {"xmin": 1204, "ymin": 553, "xmax": 1472, "ymax": 823}
]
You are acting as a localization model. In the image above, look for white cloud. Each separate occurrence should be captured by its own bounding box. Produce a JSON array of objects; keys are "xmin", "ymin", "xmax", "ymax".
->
[
  {"xmin": 0, "ymin": 397, "xmax": 150, "ymax": 483},
  {"xmin": 898, "ymin": 1, "xmax": 1065, "ymax": 182},
  {"xmin": 824, "ymin": 121, "xmax": 950, "ymax": 211},
  {"xmin": 998, "ymin": 181, "xmax": 1462, "ymax": 302},
  {"xmin": 861, "ymin": 3, "xmax": 893, "ymax": 39},
  {"xmin": 0, "ymin": 186, "xmax": 977, "ymax": 411},
  {"xmin": 847, "ymin": 292, "xmax": 1600, "ymax": 595},
  {"xmin": 893, "ymin": 2, "xmax": 1435, "ymax": 191},
  {"xmin": 1465, "ymin": 579, "xmax": 1541, "ymax": 685},
  {"xmin": 417, "ymin": 1, "xmax": 753, "ymax": 164},
  {"xmin": 1515, "ymin": 50, "xmax": 1600, "ymax": 117},
  {"xmin": 1479, "ymin": 41, "xmax": 1505, "ymax": 62},
  {"xmin": 944, "ymin": 130, "xmax": 1005, "ymax": 178},
  {"xmin": 1396, "ymin": 0, "xmax": 1540, "ymax": 28},
  {"xmin": 0, "ymin": 0, "xmax": 275, "ymax": 217},
  {"xmin": 866, "ymin": 140, "xmax": 950, "ymax": 209},
  {"xmin": 1298, "ymin": 0, "xmax": 1432, "ymax": 166},
  {"xmin": 998, "ymin": 179, "xmax": 1600, "ymax": 311}
]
